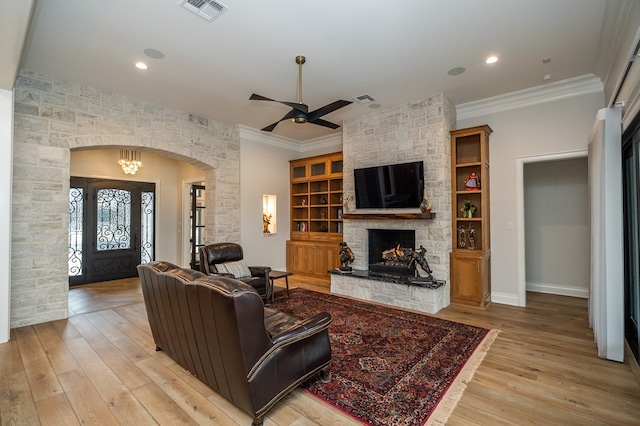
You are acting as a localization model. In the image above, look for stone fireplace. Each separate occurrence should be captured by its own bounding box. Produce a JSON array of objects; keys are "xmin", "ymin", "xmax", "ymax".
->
[{"xmin": 330, "ymin": 94, "xmax": 456, "ymax": 313}]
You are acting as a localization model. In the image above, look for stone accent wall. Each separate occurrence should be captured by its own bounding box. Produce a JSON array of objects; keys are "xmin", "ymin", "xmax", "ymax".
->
[
  {"xmin": 341, "ymin": 94, "xmax": 455, "ymax": 306},
  {"xmin": 11, "ymin": 70, "xmax": 241, "ymax": 327}
]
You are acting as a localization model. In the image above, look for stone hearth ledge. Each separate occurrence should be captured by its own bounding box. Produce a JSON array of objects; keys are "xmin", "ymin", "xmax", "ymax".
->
[{"xmin": 329, "ymin": 270, "xmax": 449, "ymax": 314}]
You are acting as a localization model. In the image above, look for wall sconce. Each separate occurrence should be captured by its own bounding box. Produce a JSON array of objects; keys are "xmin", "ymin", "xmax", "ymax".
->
[
  {"xmin": 263, "ymin": 194, "xmax": 276, "ymax": 235},
  {"xmin": 118, "ymin": 150, "xmax": 142, "ymax": 175}
]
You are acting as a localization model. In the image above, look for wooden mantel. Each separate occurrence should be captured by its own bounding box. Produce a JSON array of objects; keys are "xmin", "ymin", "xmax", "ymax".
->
[{"xmin": 342, "ymin": 212, "xmax": 436, "ymax": 220}]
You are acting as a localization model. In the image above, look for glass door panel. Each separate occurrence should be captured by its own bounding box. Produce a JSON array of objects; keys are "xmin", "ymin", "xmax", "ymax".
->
[
  {"xmin": 623, "ymin": 127, "xmax": 640, "ymax": 363},
  {"xmin": 190, "ymin": 184, "xmax": 205, "ymax": 270}
]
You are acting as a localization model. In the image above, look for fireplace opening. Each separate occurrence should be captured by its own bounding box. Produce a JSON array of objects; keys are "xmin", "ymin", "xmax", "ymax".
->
[{"xmin": 368, "ymin": 229, "xmax": 416, "ymax": 276}]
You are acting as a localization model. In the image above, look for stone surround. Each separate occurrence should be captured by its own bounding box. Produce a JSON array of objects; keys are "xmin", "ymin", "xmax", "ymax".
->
[
  {"xmin": 338, "ymin": 94, "xmax": 455, "ymax": 310},
  {"xmin": 331, "ymin": 273, "xmax": 448, "ymax": 314},
  {"xmin": 11, "ymin": 70, "xmax": 241, "ymax": 327}
]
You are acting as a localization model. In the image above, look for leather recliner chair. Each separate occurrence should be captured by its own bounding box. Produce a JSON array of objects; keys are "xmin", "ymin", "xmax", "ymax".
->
[
  {"xmin": 137, "ymin": 261, "xmax": 332, "ymax": 426},
  {"xmin": 199, "ymin": 242, "xmax": 270, "ymax": 299}
]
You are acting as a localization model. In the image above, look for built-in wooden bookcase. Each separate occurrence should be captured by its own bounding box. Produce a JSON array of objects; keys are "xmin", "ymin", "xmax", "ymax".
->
[
  {"xmin": 287, "ymin": 152, "xmax": 343, "ymax": 281},
  {"xmin": 450, "ymin": 125, "xmax": 492, "ymax": 308}
]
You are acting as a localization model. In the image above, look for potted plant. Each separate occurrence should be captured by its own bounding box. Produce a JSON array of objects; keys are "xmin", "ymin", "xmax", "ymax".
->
[{"xmin": 460, "ymin": 200, "xmax": 477, "ymax": 218}]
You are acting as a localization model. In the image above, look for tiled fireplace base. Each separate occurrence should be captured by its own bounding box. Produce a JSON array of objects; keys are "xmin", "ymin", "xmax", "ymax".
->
[{"xmin": 330, "ymin": 271, "xmax": 449, "ymax": 314}]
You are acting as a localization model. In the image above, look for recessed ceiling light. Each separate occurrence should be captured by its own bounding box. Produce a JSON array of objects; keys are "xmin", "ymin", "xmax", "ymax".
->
[
  {"xmin": 135, "ymin": 62, "xmax": 148, "ymax": 70},
  {"xmin": 542, "ymin": 73, "xmax": 553, "ymax": 81},
  {"xmin": 144, "ymin": 48, "xmax": 165, "ymax": 59},
  {"xmin": 369, "ymin": 103, "xmax": 381, "ymax": 109},
  {"xmin": 485, "ymin": 56, "xmax": 499, "ymax": 64},
  {"xmin": 447, "ymin": 67, "xmax": 466, "ymax": 76}
]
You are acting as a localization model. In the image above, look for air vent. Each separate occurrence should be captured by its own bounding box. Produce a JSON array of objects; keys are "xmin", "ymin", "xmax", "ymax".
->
[
  {"xmin": 351, "ymin": 94, "xmax": 376, "ymax": 105},
  {"xmin": 181, "ymin": 0, "xmax": 228, "ymax": 22}
]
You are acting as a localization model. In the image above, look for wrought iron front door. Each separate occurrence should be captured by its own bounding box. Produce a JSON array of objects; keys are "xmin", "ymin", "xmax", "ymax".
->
[{"xmin": 69, "ymin": 178, "xmax": 155, "ymax": 285}]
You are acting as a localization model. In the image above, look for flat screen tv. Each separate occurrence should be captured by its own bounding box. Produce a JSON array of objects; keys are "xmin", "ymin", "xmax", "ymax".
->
[{"xmin": 354, "ymin": 161, "xmax": 424, "ymax": 209}]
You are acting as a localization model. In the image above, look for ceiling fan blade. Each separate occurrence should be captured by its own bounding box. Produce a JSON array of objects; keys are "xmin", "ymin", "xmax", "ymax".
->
[
  {"xmin": 250, "ymin": 93, "xmax": 309, "ymax": 113},
  {"xmin": 308, "ymin": 100, "xmax": 352, "ymax": 121},
  {"xmin": 261, "ymin": 109, "xmax": 297, "ymax": 132},
  {"xmin": 261, "ymin": 121, "xmax": 280, "ymax": 132},
  {"xmin": 308, "ymin": 117, "xmax": 341, "ymax": 129},
  {"xmin": 250, "ymin": 93, "xmax": 274, "ymax": 101}
]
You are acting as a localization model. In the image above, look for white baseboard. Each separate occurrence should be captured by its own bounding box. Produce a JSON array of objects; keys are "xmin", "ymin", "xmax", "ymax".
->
[
  {"xmin": 491, "ymin": 292, "xmax": 522, "ymax": 306},
  {"xmin": 526, "ymin": 281, "xmax": 589, "ymax": 299}
]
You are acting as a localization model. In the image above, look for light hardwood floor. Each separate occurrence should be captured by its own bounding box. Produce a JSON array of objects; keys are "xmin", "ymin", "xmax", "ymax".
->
[{"xmin": 2, "ymin": 275, "xmax": 640, "ymax": 425}]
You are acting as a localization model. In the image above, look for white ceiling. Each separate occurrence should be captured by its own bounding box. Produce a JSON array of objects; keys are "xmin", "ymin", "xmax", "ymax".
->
[{"xmin": 19, "ymin": 0, "xmax": 609, "ymax": 141}]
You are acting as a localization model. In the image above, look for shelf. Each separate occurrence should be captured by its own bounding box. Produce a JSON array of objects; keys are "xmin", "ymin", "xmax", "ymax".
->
[
  {"xmin": 450, "ymin": 124, "xmax": 492, "ymax": 309},
  {"xmin": 342, "ymin": 212, "xmax": 436, "ymax": 220},
  {"xmin": 456, "ymin": 162, "xmax": 482, "ymax": 168}
]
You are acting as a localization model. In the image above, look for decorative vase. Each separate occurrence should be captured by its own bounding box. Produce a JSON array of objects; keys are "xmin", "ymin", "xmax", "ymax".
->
[{"xmin": 419, "ymin": 189, "xmax": 432, "ymax": 213}]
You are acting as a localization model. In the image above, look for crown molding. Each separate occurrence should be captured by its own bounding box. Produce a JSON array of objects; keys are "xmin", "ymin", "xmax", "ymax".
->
[
  {"xmin": 297, "ymin": 133, "xmax": 343, "ymax": 152},
  {"xmin": 238, "ymin": 125, "xmax": 342, "ymax": 152},
  {"xmin": 237, "ymin": 125, "xmax": 301, "ymax": 150},
  {"xmin": 242, "ymin": 75, "xmax": 604, "ymax": 146},
  {"xmin": 455, "ymin": 74, "xmax": 604, "ymax": 121}
]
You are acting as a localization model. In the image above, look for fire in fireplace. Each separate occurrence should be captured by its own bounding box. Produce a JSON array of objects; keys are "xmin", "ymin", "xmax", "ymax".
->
[
  {"xmin": 367, "ymin": 229, "xmax": 434, "ymax": 281},
  {"xmin": 368, "ymin": 229, "xmax": 415, "ymax": 276}
]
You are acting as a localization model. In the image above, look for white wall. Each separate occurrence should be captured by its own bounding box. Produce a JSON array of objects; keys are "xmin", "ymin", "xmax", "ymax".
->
[
  {"xmin": 0, "ymin": 88, "xmax": 13, "ymax": 343},
  {"xmin": 239, "ymin": 130, "xmax": 341, "ymax": 270},
  {"xmin": 524, "ymin": 158, "xmax": 590, "ymax": 298},
  {"xmin": 458, "ymin": 91, "xmax": 604, "ymax": 305},
  {"xmin": 70, "ymin": 149, "xmax": 203, "ymax": 266}
]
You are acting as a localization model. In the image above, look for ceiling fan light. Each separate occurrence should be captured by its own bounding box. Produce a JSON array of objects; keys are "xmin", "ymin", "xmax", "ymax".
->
[{"xmin": 293, "ymin": 117, "xmax": 308, "ymax": 124}]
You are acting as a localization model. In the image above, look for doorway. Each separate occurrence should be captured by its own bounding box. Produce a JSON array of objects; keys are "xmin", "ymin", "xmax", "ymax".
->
[
  {"xmin": 523, "ymin": 158, "xmax": 590, "ymax": 298},
  {"xmin": 69, "ymin": 177, "xmax": 155, "ymax": 285},
  {"xmin": 515, "ymin": 150, "xmax": 588, "ymax": 306}
]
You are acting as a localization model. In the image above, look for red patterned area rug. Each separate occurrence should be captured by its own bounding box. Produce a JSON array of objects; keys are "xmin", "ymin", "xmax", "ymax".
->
[{"xmin": 270, "ymin": 288, "xmax": 499, "ymax": 426}]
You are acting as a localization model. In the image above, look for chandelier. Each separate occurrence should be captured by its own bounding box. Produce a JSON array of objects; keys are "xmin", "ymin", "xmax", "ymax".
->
[{"xmin": 118, "ymin": 150, "xmax": 142, "ymax": 175}]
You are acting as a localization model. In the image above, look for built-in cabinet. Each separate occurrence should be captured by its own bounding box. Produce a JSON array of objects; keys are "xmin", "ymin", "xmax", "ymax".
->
[
  {"xmin": 450, "ymin": 125, "xmax": 492, "ymax": 308},
  {"xmin": 287, "ymin": 152, "xmax": 343, "ymax": 280}
]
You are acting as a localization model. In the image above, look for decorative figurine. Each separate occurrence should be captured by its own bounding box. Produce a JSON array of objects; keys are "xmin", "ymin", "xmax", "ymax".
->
[
  {"xmin": 410, "ymin": 245, "xmax": 434, "ymax": 282},
  {"xmin": 468, "ymin": 224, "xmax": 476, "ymax": 249},
  {"xmin": 262, "ymin": 213, "xmax": 272, "ymax": 233},
  {"xmin": 419, "ymin": 189, "xmax": 432, "ymax": 213},
  {"xmin": 342, "ymin": 195, "xmax": 353, "ymax": 214},
  {"xmin": 465, "ymin": 171, "xmax": 480, "ymax": 191},
  {"xmin": 457, "ymin": 225, "xmax": 467, "ymax": 248},
  {"xmin": 339, "ymin": 241, "xmax": 355, "ymax": 271}
]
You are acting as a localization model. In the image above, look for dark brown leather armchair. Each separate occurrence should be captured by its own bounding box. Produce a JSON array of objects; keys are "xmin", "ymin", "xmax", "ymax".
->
[
  {"xmin": 199, "ymin": 242, "xmax": 270, "ymax": 299},
  {"xmin": 137, "ymin": 261, "xmax": 332, "ymax": 426}
]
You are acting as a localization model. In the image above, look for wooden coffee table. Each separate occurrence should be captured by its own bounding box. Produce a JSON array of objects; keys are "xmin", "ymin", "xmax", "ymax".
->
[{"xmin": 269, "ymin": 270, "xmax": 292, "ymax": 302}]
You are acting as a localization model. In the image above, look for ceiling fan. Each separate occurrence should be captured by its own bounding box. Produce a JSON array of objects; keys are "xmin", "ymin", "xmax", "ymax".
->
[{"xmin": 250, "ymin": 55, "xmax": 352, "ymax": 132}]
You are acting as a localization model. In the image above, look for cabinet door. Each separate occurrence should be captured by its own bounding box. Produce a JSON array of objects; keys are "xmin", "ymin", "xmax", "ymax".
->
[
  {"xmin": 287, "ymin": 242, "xmax": 307, "ymax": 273},
  {"xmin": 310, "ymin": 245, "xmax": 327, "ymax": 277},
  {"xmin": 326, "ymin": 244, "xmax": 341, "ymax": 272},
  {"xmin": 451, "ymin": 253, "xmax": 482, "ymax": 303},
  {"xmin": 450, "ymin": 252, "xmax": 490, "ymax": 307},
  {"xmin": 309, "ymin": 159, "xmax": 328, "ymax": 178},
  {"xmin": 328, "ymin": 155, "xmax": 343, "ymax": 178},
  {"xmin": 286, "ymin": 242, "xmax": 296, "ymax": 272},
  {"xmin": 291, "ymin": 161, "xmax": 308, "ymax": 182}
]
